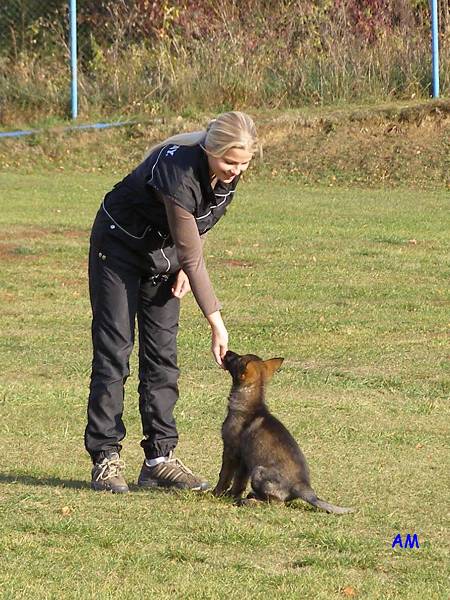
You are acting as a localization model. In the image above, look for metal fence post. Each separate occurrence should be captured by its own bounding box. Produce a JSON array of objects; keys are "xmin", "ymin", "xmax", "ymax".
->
[
  {"xmin": 69, "ymin": 0, "xmax": 78, "ymax": 119},
  {"xmin": 431, "ymin": 0, "xmax": 440, "ymax": 98}
]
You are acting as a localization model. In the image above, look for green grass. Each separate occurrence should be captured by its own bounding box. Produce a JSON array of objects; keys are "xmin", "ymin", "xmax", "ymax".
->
[{"xmin": 0, "ymin": 173, "xmax": 448, "ymax": 599}]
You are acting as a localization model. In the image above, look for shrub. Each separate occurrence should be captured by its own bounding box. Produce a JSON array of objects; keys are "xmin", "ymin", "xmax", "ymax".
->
[{"xmin": 0, "ymin": 0, "xmax": 448, "ymax": 124}]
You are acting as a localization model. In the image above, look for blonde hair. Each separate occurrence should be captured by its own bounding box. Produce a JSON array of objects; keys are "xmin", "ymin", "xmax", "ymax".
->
[{"xmin": 144, "ymin": 111, "xmax": 258, "ymax": 159}]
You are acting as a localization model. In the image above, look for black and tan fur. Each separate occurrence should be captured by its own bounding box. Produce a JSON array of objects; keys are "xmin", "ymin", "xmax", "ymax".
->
[{"xmin": 213, "ymin": 350, "xmax": 354, "ymax": 514}]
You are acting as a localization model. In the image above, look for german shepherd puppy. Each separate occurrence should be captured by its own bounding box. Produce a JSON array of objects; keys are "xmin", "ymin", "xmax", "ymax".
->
[{"xmin": 213, "ymin": 350, "xmax": 353, "ymax": 514}]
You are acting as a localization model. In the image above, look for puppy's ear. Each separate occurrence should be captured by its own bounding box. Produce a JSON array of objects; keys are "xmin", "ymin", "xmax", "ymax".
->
[
  {"xmin": 263, "ymin": 358, "xmax": 284, "ymax": 381},
  {"xmin": 241, "ymin": 360, "xmax": 258, "ymax": 384}
]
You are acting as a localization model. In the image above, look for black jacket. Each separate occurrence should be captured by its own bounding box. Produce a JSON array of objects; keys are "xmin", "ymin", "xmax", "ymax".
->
[{"xmin": 96, "ymin": 143, "xmax": 240, "ymax": 274}]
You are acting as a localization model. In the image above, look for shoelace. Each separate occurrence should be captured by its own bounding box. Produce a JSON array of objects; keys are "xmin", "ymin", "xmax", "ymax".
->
[
  {"xmin": 95, "ymin": 456, "xmax": 125, "ymax": 481},
  {"xmin": 165, "ymin": 451, "xmax": 194, "ymax": 475}
]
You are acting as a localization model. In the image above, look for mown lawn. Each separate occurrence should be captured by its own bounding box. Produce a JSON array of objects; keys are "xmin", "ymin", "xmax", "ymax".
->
[{"xmin": 0, "ymin": 172, "xmax": 448, "ymax": 599}]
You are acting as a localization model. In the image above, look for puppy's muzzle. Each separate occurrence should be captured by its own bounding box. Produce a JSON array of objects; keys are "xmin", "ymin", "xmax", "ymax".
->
[{"xmin": 223, "ymin": 350, "xmax": 239, "ymax": 371}]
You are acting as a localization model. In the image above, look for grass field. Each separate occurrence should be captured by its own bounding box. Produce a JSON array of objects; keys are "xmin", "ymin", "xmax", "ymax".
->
[{"xmin": 0, "ymin": 172, "xmax": 448, "ymax": 599}]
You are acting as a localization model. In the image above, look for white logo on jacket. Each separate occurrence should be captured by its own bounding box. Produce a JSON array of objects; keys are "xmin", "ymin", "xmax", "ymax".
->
[{"xmin": 165, "ymin": 145, "xmax": 180, "ymax": 157}]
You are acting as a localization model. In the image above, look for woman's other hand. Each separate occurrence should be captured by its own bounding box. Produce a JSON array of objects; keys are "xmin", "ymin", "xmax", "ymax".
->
[{"xmin": 171, "ymin": 269, "xmax": 191, "ymax": 299}]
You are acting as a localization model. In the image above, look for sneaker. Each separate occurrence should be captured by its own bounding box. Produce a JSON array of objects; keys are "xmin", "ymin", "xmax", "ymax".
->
[
  {"xmin": 91, "ymin": 451, "xmax": 129, "ymax": 493},
  {"xmin": 138, "ymin": 451, "xmax": 210, "ymax": 491}
]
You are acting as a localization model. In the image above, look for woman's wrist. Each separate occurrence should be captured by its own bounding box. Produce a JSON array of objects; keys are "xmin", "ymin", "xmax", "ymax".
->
[{"xmin": 206, "ymin": 310, "xmax": 225, "ymax": 331}]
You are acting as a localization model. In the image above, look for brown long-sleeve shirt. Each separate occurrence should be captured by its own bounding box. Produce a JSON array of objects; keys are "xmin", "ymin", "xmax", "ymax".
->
[{"xmin": 163, "ymin": 195, "xmax": 221, "ymax": 317}]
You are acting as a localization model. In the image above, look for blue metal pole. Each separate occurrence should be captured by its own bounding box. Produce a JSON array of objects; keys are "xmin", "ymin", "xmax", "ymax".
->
[
  {"xmin": 431, "ymin": 0, "xmax": 440, "ymax": 98},
  {"xmin": 69, "ymin": 0, "xmax": 78, "ymax": 119}
]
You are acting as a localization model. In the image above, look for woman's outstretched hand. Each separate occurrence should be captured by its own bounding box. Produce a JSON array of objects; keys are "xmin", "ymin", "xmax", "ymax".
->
[{"xmin": 207, "ymin": 311, "xmax": 228, "ymax": 367}]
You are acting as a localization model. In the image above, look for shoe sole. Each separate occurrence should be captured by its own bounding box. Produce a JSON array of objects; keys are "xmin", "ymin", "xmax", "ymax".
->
[
  {"xmin": 91, "ymin": 482, "xmax": 129, "ymax": 494},
  {"xmin": 138, "ymin": 479, "xmax": 209, "ymax": 491}
]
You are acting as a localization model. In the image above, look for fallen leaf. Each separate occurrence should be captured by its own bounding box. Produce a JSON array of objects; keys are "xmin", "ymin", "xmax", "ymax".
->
[{"xmin": 342, "ymin": 587, "xmax": 357, "ymax": 597}]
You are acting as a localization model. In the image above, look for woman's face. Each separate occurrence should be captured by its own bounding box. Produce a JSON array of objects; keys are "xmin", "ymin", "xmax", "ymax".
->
[{"xmin": 207, "ymin": 147, "xmax": 253, "ymax": 184}]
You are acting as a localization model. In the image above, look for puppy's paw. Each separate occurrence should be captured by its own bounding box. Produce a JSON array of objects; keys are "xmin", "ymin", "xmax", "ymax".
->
[{"xmin": 236, "ymin": 497, "xmax": 260, "ymax": 507}]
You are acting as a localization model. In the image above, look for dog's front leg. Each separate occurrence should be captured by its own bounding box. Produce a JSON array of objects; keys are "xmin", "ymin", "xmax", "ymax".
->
[
  {"xmin": 229, "ymin": 463, "xmax": 249, "ymax": 500},
  {"xmin": 213, "ymin": 449, "xmax": 237, "ymax": 496}
]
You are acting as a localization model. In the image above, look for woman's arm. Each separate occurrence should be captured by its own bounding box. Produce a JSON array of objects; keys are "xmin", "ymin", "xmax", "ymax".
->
[
  {"xmin": 171, "ymin": 233, "xmax": 207, "ymax": 299},
  {"xmin": 163, "ymin": 196, "xmax": 228, "ymax": 365},
  {"xmin": 163, "ymin": 197, "xmax": 220, "ymax": 316}
]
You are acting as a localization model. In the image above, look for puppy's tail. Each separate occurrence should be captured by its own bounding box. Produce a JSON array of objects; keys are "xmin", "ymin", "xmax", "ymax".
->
[{"xmin": 295, "ymin": 486, "xmax": 354, "ymax": 515}]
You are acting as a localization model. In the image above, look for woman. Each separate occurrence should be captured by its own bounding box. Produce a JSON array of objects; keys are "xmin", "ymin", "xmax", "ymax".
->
[{"xmin": 85, "ymin": 111, "xmax": 258, "ymax": 493}]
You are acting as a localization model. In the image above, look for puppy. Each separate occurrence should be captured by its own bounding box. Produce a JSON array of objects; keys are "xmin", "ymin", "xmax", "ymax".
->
[{"xmin": 213, "ymin": 350, "xmax": 353, "ymax": 514}]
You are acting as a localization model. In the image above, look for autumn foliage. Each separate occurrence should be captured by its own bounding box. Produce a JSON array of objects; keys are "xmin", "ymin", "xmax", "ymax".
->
[{"xmin": 0, "ymin": 0, "xmax": 448, "ymax": 123}]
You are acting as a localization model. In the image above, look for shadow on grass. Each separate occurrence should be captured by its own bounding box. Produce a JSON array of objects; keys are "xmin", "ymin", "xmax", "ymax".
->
[
  {"xmin": 0, "ymin": 476, "xmax": 345, "ymax": 511},
  {"xmin": 0, "ymin": 475, "xmax": 213, "ymax": 496},
  {"xmin": 0, "ymin": 473, "xmax": 89, "ymax": 490},
  {"xmin": 0, "ymin": 474, "xmax": 223, "ymax": 497}
]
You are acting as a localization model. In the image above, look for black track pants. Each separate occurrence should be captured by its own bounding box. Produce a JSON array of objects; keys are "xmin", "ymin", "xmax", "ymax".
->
[{"xmin": 84, "ymin": 239, "xmax": 180, "ymax": 462}]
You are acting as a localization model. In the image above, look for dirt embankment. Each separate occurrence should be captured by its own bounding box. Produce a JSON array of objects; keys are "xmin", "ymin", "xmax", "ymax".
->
[
  {"xmin": 0, "ymin": 100, "xmax": 449, "ymax": 188},
  {"xmin": 257, "ymin": 100, "xmax": 450, "ymax": 188}
]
